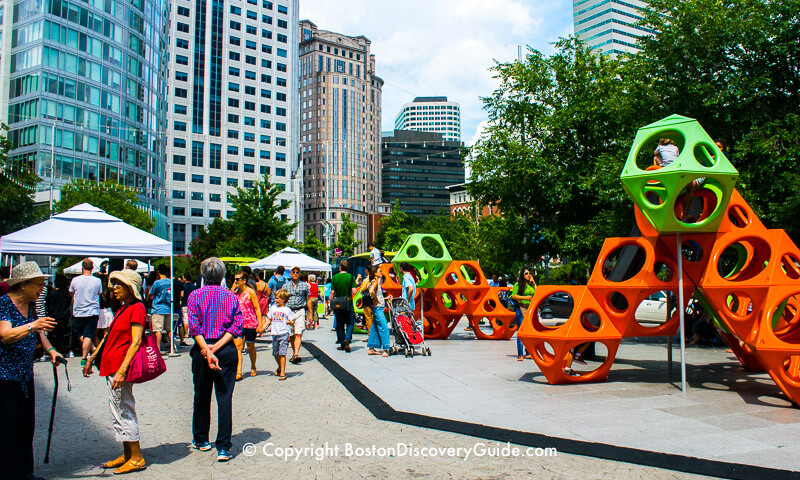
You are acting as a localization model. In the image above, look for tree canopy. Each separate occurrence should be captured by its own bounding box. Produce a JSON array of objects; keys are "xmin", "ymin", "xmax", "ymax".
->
[
  {"xmin": 468, "ymin": 0, "xmax": 800, "ymax": 270},
  {"xmin": 0, "ymin": 126, "xmax": 43, "ymax": 236},
  {"xmin": 54, "ymin": 179, "xmax": 155, "ymax": 232}
]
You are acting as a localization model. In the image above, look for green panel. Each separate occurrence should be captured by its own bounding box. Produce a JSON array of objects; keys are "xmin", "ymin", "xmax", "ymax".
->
[
  {"xmin": 393, "ymin": 233, "xmax": 452, "ymax": 289},
  {"xmin": 620, "ymin": 115, "xmax": 739, "ymax": 234}
]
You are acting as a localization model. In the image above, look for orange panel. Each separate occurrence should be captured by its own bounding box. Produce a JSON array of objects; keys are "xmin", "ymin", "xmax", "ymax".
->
[
  {"xmin": 467, "ymin": 288, "xmax": 517, "ymax": 340},
  {"xmin": 422, "ymin": 310, "xmax": 460, "ymax": 339},
  {"xmin": 655, "ymin": 233, "xmax": 719, "ymax": 286},
  {"xmin": 751, "ymin": 349, "xmax": 800, "ymax": 405},
  {"xmin": 718, "ymin": 331, "xmax": 764, "ymax": 372},
  {"xmin": 716, "ymin": 189, "xmax": 768, "ymax": 234}
]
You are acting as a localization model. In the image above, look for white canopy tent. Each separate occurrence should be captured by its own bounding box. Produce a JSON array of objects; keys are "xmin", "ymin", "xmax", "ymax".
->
[
  {"xmin": 63, "ymin": 257, "xmax": 152, "ymax": 274},
  {"xmin": 0, "ymin": 203, "xmax": 179, "ymax": 355},
  {"xmin": 249, "ymin": 247, "xmax": 331, "ymax": 274},
  {"xmin": 0, "ymin": 203, "xmax": 171, "ymax": 257}
]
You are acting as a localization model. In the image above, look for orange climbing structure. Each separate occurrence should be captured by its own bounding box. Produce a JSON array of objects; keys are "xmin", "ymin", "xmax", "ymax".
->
[{"xmin": 517, "ymin": 115, "xmax": 800, "ymax": 405}]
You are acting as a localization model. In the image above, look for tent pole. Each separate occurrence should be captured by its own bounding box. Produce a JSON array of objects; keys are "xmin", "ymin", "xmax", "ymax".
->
[{"xmin": 168, "ymin": 253, "xmax": 178, "ymax": 357}]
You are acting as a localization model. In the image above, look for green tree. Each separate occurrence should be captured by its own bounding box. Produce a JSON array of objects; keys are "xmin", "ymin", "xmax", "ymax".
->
[
  {"xmin": 634, "ymin": 0, "xmax": 800, "ymax": 240},
  {"xmin": 469, "ymin": 38, "xmax": 634, "ymax": 266},
  {"xmin": 296, "ymin": 229, "xmax": 327, "ymax": 260},
  {"xmin": 225, "ymin": 173, "xmax": 297, "ymax": 257},
  {"xmin": 54, "ymin": 179, "xmax": 155, "ymax": 231},
  {"xmin": 0, "ymin": 125, "xmax": 44, "ymax": 235},
  {"xmin": 331, "ymin": 213, "xmax": 360, "ymax": 257},
  {"xmin": 188, "ymin": 217, "xmax": 236, "ymax": 259}
]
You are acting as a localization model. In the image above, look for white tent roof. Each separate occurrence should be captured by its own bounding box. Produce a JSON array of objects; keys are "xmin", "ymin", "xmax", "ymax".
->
[
  {"xmin": 249, "ymin": 247, "xmax": 331, "ymax": 273},
  {"xmin": 0, "ymin": 203, "xmax": 171, "ymax": 257},
  {"xmin": 63, "ymin": 258, "xmax": 152, "ymax": 274}
]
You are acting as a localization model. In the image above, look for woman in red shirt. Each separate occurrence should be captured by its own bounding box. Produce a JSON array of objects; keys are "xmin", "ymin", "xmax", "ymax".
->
[
  {"xmin": 308, "ymin": 273, "xmax": 319, "ymax": 329},
  {"xmin": 83, "ymin": 269, "xmax": 147, "ymax": 474}
]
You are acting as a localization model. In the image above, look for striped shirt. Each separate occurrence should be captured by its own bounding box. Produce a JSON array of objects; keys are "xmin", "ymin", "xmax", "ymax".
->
[{"xmin": 187, "ymin": 285, "xmax": 243, "ymax": 340}]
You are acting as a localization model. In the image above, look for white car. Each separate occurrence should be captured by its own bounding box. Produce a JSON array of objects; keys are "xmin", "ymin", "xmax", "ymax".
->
[{"xmin": 635, "ymin": 291, "xmax": 674, "ymax": 324}]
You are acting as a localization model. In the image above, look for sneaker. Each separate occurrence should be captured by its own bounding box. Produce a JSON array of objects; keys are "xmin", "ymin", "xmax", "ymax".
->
[
  {"xmin": 192, "ymin": 441, "xmax": 212, "ymax": 451},
  {"xmin": 217, "ymin": 449, "xmax": 231, "ymax": 462},
  {"xmin": 573, "ymin": 353, "xmax": 587, "ymax": 365},
  {"xmin": 80, "ymin": 358, "xmax": 87, "ymax": 367},
  {"xmin": 564, "ymin": 367, "xmax": 580, "ymax": 377}
]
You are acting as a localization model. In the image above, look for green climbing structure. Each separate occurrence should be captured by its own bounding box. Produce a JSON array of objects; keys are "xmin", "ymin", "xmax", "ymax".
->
[{"xmin": 392, "ymin": 234, "xmax": 452, "ymax": 289}]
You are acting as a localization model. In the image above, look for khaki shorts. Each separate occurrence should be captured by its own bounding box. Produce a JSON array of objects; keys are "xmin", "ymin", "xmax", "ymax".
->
[
  {"xmin": 290, "ymin": 309, "xmax": 306, "ymax": 336},
  {"xmin": 151, "ymin": 314, "xmax": 177, "ymax": 332}
]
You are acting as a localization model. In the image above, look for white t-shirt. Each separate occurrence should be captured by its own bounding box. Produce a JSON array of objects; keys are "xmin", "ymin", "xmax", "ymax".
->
[
  {"xmin": 267, "ymin": 305, "xmax": 293, "ymax": 336},
  {"xmin": 370, "ymin": 247, "xmax": 382, "ymax": 266},
  {"xmin": 69, "ymin": 274, "xmax": 103, "ymax": 317}
]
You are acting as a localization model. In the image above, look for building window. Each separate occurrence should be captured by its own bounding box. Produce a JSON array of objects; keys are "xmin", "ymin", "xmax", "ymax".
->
[
  {"xmin": 227, "ymin": 178, "xmax": 238, "ymax": 186},
  {"xmin": 173, "ymin": 155, "xmax": 186, "ymax": 165},
  {"xmin": 173, "ymin": 207, "xmax": 185, "ymax": 216},
  {"xmin": 191, "ymin": 192, "xmax": 203, "ymax": 201},
  {"xmin": 210, "ymin": 193, "xmax": 221, "ymax": 202},
  {"xmin": 177, "ymin": 22, "xmax": 190, "ymax": 33},
  {"xmin": 191, "ymin": 174, "xmax": 203, "ymax": 183},
  {"xmin": 244, "ymin": 164, "xmax": 255, "ymax": 173},
  {"xmin": 191, "ymin": 208, "xmax": 203, "ymax": 217},
  {"xmin": 174, "ymin": 138, "xmax": 186, "ymax": 148},
  {"xmin": 227, "ymin": 161, "xmax": 239, "ymax": 171},
  {"xmin": 177, "ymin": 6, "xmax": 190, "ymax": 16},
  {"xmin": 229, "ymin": 82, "xmax": 239, "ymax": 92},
  {"xmin": 172, "ymin": 172, "xmax": 185, "ymax": 181},
  {"xmin": 172, "ymin": 190, "xmax": 185, "ymax": 199},
  {"xmin": 210, "ymin": 176, "xmax": 221, "ymax": 185}
]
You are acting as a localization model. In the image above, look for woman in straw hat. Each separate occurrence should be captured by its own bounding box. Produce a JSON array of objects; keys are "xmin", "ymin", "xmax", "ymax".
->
[
  {"xmin": 83, "ymin": 269, "xmax": 148, "ymax": 474},
  {"xmin": 0, "ymin": 261, "xmax": 60, "ymax": 480}
]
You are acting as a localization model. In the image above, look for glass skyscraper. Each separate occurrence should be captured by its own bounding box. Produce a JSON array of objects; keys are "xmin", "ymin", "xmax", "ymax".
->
[
  {"xmin": 3, "ymin": 0, "xmax": 171, "ymax": 235},
  {"xmin": 166, "ymin": 0, "xmax": 300, "ymax": 254},
  {"xmin": 573, "ymin": 0, "xmax": 652, "ymax": 56}
]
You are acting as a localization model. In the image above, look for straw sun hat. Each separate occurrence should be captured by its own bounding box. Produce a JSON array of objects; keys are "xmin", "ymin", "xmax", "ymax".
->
[
  {"xmin": 108, "ymin": 269, "xmax": 143, "ymax": 301},
  {"xmin": 7, "ymin": 261, "xmax": 45, "ymax": 286}
]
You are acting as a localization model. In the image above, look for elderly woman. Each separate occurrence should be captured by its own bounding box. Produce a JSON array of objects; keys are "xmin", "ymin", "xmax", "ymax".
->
[
  {"xmin": 82, "ymin": 269, "xmax": 147, "ymax": 474},
  {"xmin": 187, "ymin": 257, "xmax": 243, "ymax": 462},
  {"xmin": 0, "ymin": 262, "xmax": 59, "ymax": 480}
]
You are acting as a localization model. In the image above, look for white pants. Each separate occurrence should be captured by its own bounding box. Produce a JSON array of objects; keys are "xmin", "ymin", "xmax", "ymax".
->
[{"xmin": 106, "ymin": 377, "xmax": 140, "ymax": 442}]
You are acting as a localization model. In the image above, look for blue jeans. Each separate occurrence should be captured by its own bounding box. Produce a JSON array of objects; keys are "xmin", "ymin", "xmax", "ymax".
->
[
  {"xmin": 367, "ymin": 306, "xmax": 390, "ymax": 350},
  {"xmin": 514, "ymin": 306, "xmax": 527, "ymax": 357},
  {"xmin": 334, "ymin": 310, "xmax": 353, "ymax": 344}
]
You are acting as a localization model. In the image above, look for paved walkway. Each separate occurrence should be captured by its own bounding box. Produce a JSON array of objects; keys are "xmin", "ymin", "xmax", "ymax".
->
[
  {"xmin": 303, "ymin": 320, "xmax": 800, "ymax": 477},
  {"xmin": 30, "ymin": 323, "xmax": 710, "ymax": 479}
]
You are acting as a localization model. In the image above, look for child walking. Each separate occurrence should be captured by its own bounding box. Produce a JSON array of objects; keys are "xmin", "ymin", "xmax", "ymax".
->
[{"xmin": 265, "ymin": 289, "xmax": 293, "ymax": 380}]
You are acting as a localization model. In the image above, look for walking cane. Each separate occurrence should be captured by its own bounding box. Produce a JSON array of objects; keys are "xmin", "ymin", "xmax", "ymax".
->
[{"xmin": 44, "ymin": 356, "xmax": 68, "ymax": 464}]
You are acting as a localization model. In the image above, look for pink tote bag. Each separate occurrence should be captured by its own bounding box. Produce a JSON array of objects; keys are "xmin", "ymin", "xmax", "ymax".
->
[{"xmin": 127, "ymin": 318, "xmax": 167, "ymax": 383}]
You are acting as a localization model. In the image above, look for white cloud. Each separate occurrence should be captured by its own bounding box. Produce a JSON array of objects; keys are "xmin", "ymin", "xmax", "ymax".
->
[{"xmin": 300, "ymin": 0, "xmax": 574, "ymax": 142}]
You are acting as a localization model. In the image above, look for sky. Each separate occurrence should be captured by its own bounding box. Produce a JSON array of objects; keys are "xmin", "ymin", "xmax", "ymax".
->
[{"xmin": 299, "ymin": 0, "xmax": 575, "ymax": 147}]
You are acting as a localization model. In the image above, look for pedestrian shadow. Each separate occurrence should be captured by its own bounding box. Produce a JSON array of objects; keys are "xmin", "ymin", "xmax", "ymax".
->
[
  {"xmin": 140, "ymin": 441, "xmax": 192, "ymax": 466},
  {"xmin": 236, "ymin": 427, "xmax": 271, "ymax": 446}
]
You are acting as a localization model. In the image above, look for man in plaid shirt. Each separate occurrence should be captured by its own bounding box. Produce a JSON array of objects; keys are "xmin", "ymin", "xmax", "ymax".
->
[{"xmin": 284, "ymin": 266, "xmax": 312, "ymax": 364}]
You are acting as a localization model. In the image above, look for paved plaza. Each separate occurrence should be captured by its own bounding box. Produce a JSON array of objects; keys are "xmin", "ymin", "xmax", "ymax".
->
[{"xmin": 27, "ymin": 315, "xmax": 799, "ymax": 479}]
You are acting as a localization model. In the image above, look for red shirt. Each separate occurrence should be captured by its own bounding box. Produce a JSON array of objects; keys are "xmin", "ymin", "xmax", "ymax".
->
[
  {"xmin": 309, "ymin": 283, "xmax": 319, "ymax": 298},
  {"xmin": 99, "ymin": 302, "xmax": 146, "ymax": 377}
]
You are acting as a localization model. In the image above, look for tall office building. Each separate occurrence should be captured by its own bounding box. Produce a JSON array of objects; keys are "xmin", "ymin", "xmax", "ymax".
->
[
  {"xmin": 166, "ymin": 0, "xmax": 301, "ymax": 254},
  {"xmin": 381, "ymin": 129, "xmax": 464, "ymax": 217},
  {"xmin": 394, "ymin": 96, "xmax": 460, "ymax": 142},
  {"xmin": 299, "ymin": 20, "xmax": 382, "ymax": 255},
  {"xmin": 3, "ymin": 0, "xmax": 171, "ymax": 236},
  {"xmin": 573, "ymin": 0, "xmax": 652, "ymax": 56}
]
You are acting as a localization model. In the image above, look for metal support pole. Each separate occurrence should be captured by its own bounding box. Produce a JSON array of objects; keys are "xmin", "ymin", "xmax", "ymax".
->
[
  {"xmin": 325, "ymin": 141, "xmax": 330, "ymax": 265},
  {"xmin": 677, "ymin": 233, "xmax": 686, "ymax": 392}
]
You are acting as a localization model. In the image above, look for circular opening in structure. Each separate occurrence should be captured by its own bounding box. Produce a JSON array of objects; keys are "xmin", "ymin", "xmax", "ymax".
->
[
  {"xmin": 431, "ymin": 263, "xmax": 444, "ymax": 277},
  {"xmin": 534, "ymin": 341, "xmax": 556, "ymax": 364},
  {"xmin": 724, "ymin": 292, "xmax": 754, "ymax": 319},
  {"xmin": 634, "ymin": 290, "xmax": 677, "ymax": 327},
  {"xmin": 727, "ymin": 204, "xmax": 751, "ymax": 229},
  {"xmin": 674, "ymin": 181, "xmax": 718, "ymax": 225},
  {"xmin": 781, "ymin": 355, "xmax": 800, "ymax": 383},
  {"xmin": 444, "ymin": 272, "xmax": 458, "ymax": 286},
  {"xmin": 642, "ymin": 179, "xmax": 667, "ymax": 207},
  {"xmin": 771, "ymin": 292, "xmax": 800, "ymax": 344},
  {"xmin": 608, "ymin": 291, "xmax": 629, "ymax": 313},
  {"xmin": 580, "ymin": 311, "xmax": 602, "ymax": 333},
  {"xmin": 681, "ymin": 240, "xmax": 704, "ymax": 263},
  {"xmin": 568, "ymin": 342, "xmax": 609, "ymax": 376},
  {"xmin": 781, "ymin": 253, "xmax": 800, "ymax": 280},
  {"xmin": 693, "ymin": 142, "xmax": 718, "ymax": 168},
  {"xmin": 472, "ymin": 291, "xmax": 483, "ymax": 303},
  {"xmin": 483, "ymin": 298, "xmax": 498, "ymax": 313},
  {"xmin": 601, "ymin": 244, "xmax": 646, "ymax": 282},
  {"xmin": 440, "ymin": 292, "xmax": 457, "ymax": 311},
  {"xmin": 716, "ymin": 238, "xmax": 771, "ymax": 282},
  {"xmin": 421, "ymin": 236, "xmax": 444, "ymax": 258},
  {"xmin": 634, "ymin": 130, "xmax": 686, "ymax": 171},
  {"xmin": 654, "ymin": 261, "xmax": 674, "ymax": 282},
  {"xmin": 461, "ymin": 264, "xmax": 481, "ymax": 286},
  {"xmin": 539, "ymin": 291, "xmax": 574, "ymax": 321},
  {"xmin": 406, "ymin": 245, "xmax": 419, "ymax": 259}
]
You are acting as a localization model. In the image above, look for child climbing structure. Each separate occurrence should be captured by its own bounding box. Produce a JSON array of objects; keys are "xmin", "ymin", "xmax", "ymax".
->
[{"xmin": 517, "ymin": 114, "xmax": 800, "ymax": 406}]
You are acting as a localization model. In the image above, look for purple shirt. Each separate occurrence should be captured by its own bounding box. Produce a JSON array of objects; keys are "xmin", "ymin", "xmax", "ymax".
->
[{"xmin": 187, "ymin": 285, "xmax": 243, "ymax": 340}]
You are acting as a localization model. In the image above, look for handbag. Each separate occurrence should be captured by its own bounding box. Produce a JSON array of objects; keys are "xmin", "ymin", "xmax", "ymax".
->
[
  {"xmin": 126, "ymin": 317, "xmax": 167, "ymax": 383},
  {"xmin": 361, "ymin": 294, "xmax": 374, "ymax": 308},
  {"xmin": 331, "ymin": 296, "xmax": 352, "ymax": 313}
]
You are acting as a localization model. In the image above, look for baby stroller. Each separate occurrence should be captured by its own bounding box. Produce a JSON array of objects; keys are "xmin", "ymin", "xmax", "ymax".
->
[{"xmin": 387, "ymin": 298, "xmax": 431, "ymax": 357}]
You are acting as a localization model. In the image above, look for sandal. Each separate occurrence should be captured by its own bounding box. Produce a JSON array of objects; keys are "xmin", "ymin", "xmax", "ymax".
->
[
  {"xmin": 250, "ymin": 369, "xmax": 258, "ymax": 377},
  {"xmin": 278, "ymin": 375, "xmax": 287, "ymax": 381},
  {"xmin": 103, "ymin": 455, "xmax": 127, "ymax": 469},
  {"xmin": 367, "ymin": 349, "xmax": 380, "ymax": 355},
  {"xmin": 113, "ymin": 459, "xmax": 146, "ymax": 475},
  {"xmin": 235, "ymin": 373, "xmax": 243, "ymax": 381},
  {"xmin": 275, "ymin": 368, "xmax": 280, "ymax": 376}
]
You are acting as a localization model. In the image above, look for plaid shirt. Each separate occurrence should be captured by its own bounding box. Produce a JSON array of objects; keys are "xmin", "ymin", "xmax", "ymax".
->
[
  {"xmin": 187, "ymin": 285, "xmax": 243, "ymax": 339},
  {"xmin": 285, "ymin": 280, "xmax": 310, "ymax": 310}
]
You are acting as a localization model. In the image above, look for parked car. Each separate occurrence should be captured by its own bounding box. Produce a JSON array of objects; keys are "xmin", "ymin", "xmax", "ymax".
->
[
  {"xmin": 635, "ymin": 291, "xmax": 675, "ymax": 324},
  {"xmin": 539, "ymin": 292, "xmax": 574, "ymax": 319}
]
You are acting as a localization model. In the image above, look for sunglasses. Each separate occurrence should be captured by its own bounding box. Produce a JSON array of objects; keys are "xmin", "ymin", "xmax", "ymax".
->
[
  {"xmin": 291, "ymin": 271, "xmax": 300, "ymax": 274},
  {"xmin": 235, "ymin": 277, "xmax": 244, "ymax": 281}
]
